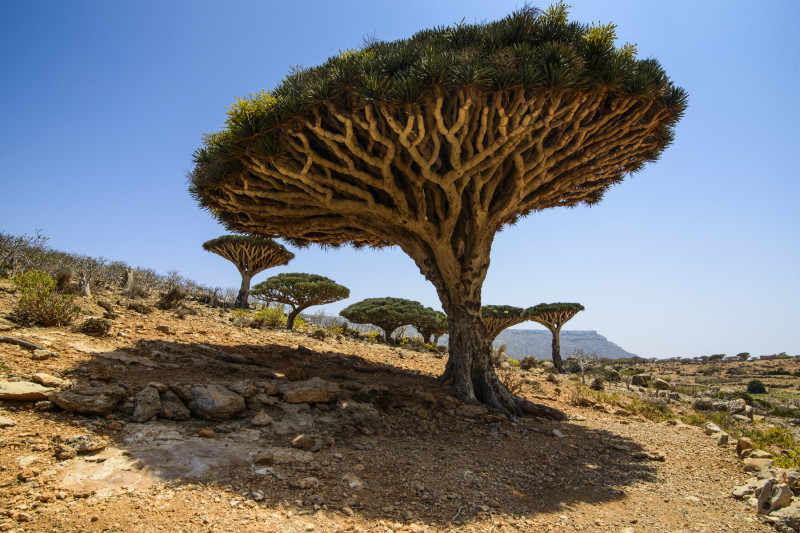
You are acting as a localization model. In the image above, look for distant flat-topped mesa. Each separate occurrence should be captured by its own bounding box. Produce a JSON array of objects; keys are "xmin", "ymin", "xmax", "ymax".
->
[{"xmin": 495, "ymin": 329, "xmax": 636, "ymax": 360}]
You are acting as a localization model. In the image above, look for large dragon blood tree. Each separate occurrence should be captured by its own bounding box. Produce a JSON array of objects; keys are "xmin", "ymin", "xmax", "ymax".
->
[
  {"xmin": 202, "ymin": 235, "xmax": 294, "ymax": 309},
  {"xmin": 189, "ymin": 4, "xmax": 686, "ymax": 419}
]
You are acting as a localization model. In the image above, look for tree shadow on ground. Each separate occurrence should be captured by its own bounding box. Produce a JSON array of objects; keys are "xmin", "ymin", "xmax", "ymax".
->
[{"xmin": 4, "ymin": 336, "xmax": 660, "ymax": 531}]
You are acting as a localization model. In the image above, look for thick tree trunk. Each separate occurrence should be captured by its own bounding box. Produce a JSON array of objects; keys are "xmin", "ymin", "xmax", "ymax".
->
[
  {"xmin": 234, "ymin": 274, "xmax": 252, "ymax": 309},
  {"xmin": 440, "ymin": 299, "xmax": 566, "ymax": 421},
  {"xmin": 285, "ymin": 307, "xmax": 302, "ymax": 330},
  {"xmin": 550, "ymin": 326, "xmax": 564, "ymax": 373}
]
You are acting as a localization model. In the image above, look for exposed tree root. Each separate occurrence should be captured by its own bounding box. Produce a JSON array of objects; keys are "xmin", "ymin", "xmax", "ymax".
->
[{"xmin": 0, "ymin": 335, "xmax": 49, "ymax": 353}]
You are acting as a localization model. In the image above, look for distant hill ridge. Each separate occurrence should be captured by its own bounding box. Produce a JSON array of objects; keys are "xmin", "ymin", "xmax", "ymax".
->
[{"xmin": 495, "ymin": 329, "xmax": 637, "ymax": 360}]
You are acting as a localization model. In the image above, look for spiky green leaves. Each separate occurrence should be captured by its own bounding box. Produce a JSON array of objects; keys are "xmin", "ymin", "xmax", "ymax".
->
[{"xmin": 190, "ymin": 4, "xmax": 687, "ymax": 194}]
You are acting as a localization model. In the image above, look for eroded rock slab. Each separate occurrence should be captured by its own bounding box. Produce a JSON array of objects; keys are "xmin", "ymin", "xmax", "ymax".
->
[
  {"xmin": 186, "ymin": 385, "xmax": 245, "ymax": 420},
  {"xmin": 49, "ymin": 383, "xmax": 127, "ymax": 415},
  {"xmin": 0, "ymin": 381, "xmax": 54, "ymax": 401},
  {"xmin": 282, "ymin": 377, "xmax": 339, "ymax": 404}
]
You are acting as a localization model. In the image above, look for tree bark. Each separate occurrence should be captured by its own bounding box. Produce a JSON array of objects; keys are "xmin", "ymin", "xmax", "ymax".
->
[
  {"xmin": 550, "ymin": 325, "xmax": 564, "ymax": 373},
  {"xmin": 440, "ymin": 300, "xmax": 566, "ymax": 420},
  {"xmin": 234, "ymin": 274, "xmax": 252, "ymax": 309},
  {"xmin": 400, "ymin": 234, "xmax": 566, "ymax": 420},
  {"xmin": 285, "ymin": 306, "xmax": 303, "ymax": 330}
]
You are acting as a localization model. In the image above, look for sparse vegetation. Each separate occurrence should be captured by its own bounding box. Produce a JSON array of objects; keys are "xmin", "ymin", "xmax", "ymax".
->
[
  {"xmin": 251, "ymin": 273, "xmax": 349, "ymax": 330},
  {"xmin": 11, "ymin": 270, "xmax": 80, "ymax": 326}
]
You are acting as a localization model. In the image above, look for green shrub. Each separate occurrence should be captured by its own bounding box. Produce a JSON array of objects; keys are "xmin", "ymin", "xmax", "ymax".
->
[
  {"xmin": 230, "ymin": 308, "xmax": 250, "ymax": 327},
  {"xmin": 252, "ymin": 305, "xmax": 285, "ymax": 328},
  {"xmin": 747, "ymin": 379, "xmax": 767, "ymax": 394},
  {"xmin": 11, "ymin": 271, "xmax": 80, "ymax": 326}
]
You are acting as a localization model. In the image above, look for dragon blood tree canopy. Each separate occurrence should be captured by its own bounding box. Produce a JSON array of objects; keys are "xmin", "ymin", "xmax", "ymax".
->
[
  {"xmin": 189, "ymin": 4, "xmax": 685, "ymax": 418},
  {"xmin": 202, "ymin": 235, "xmax": 294, "ymax": 308},
  {"xmin": 482, "ymin": 305, "xmax": 526, "ymax": 341}
]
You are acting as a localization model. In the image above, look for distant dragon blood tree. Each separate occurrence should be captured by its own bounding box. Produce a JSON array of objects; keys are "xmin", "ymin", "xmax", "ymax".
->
[
  {"xmin": 526, "ymin": 302, "xmax": 584, "ymax": 373},
  {"xmin": 482, "ymin": 305, "xmax": 526, "ymax": 341},
  {"xmin": 412, "ymin": 308, "xmax": 448, "ymax": 345},
  {"xmin": 250, "ymin": 273, "xmax": 349, "ymax": 330},
  {"xmin": 202, "ymin": 236, "xmax": 294, "ymax": 308},
  {"xmin": 189, "ymin": 4, "xmax": 686, "ymax": 419},
  {"xmin": 340, "ymin": 297, "xmax": 428, "ymax": 343}
]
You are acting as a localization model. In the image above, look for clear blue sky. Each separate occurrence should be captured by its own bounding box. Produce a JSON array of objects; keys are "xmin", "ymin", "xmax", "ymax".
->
[{"xmin": 1, "ymin": 1, "xmax": 798, "ymax": 358}]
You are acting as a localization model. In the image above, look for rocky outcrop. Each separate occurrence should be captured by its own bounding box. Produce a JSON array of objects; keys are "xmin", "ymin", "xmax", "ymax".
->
[
  {"xmin": 184, "ymin": 384, "xmax": 246, "ymax": 420},
  {"xmin": 281, "ymin": 377, "xmax": 339, "ymax": 404},
  {"xmin": 49, "ymin": 383, "xmax": 127, "ymax": 415}
]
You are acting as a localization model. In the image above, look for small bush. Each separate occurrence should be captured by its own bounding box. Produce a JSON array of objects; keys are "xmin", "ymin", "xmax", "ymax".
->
[
  {"xmin": 127, "ymin": 302, "xmax": 153, "ymax": 315},
  {"xmin": 175, "ymin": 305, "xmax": 197, "ymax": 319},
  {"xmin": 11, "ymin": 271, "xmax": 80, "ymax": 327},
  {"xmin": 747, "ymin": 379, "xmax": 767, "ymax": 394},
  {"xmin": 498, "ymin": 368, "xmax": 523, "ymax": 395},
  {"xmin": 157, "ymin": 286, "xmax": 188, "ymax": 310},
  {"xmin": 230, "ymin": 309, "xmax": 251, "ymax": 327},
  {"xmin": 252, "ymin": 305, "xmax": 285, "ymax": 328},
  {"xmin": 520, "ymin": 356, "xmax": 537, "ymax": 370}
]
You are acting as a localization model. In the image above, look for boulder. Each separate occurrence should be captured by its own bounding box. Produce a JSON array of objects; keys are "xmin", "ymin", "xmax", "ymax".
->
[
  {"xmin": 31, "ymin": 373, "xmax": 66, "ymax": 388},
  {"xmin": 186, "ymin": 385, "xmax": 246, "ymax": 420},
  {"xmin": 0, "ymin": 381, "xmax": 54, "ymax": 401},
  {"xmin": 694, "ymin": 398, "xmax": 714, "ymax": 411},
  {"xmin": 631, "ymin": 374, "xmax": 651, "ymax": 387},
  {"xmin": 282, "ymin": 377, "xmax": 339, "ymax": 404},
  {"xmin": 49, "ymin": 383, "xmax": 126, "ymax": 415},
  {"xmin": 743, "ymin": 458, "xmax": 775, "ymax": 473},
  {"xmin": 158, "ymin": 390, "xmax": 192, "ymax": 421},
  {"xmin": 0, "ymin": 416, "xmax": 16, "ymax": 428},
  {"xmin": 653, "ymin": 378, "xmax": 671, "ymax": 390},
  {"xmin": 228, "ymin": 380, "xmax": 258, "ymax": 398},
  {"xmin": 132, "ymin": 386, "xmax": 162, "ymax": 423},
  {"xmin": 604, "ymin": 367, "xmax": 622, "ymax": 381},
  {"xmin": 786, "ymin": 469, "xmax": 800, "ymax": 491},
  {"xmin": 772, "ymin": 502, "xmax": 800, "ymax": 532},
  {"xmin": 758, "ymin": 479, "xmax": 793, "ymax": 515},
  {"xmin": 717, "ymin": 433, "xmax": 729, "ymax": 446},
  {"xmin": 736, "ymin": 437, "xmax": 755, "ymax": 457},
  {"xmin": 251, "ymin": 411, "xmax": 274, "ymax": 426},
  {"xmin": 704, "ymin": 422, "xmax": 723, "ymax": 435},
  {"xmin": 725, "ymin": 398, "xmax": 748, "ymax": 414},
  {"xmin": 750, "ymin": 450, "xmax": 774, "ymax": 459}
]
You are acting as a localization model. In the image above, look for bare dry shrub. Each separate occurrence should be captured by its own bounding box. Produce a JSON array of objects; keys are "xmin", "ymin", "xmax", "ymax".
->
[{"xmin": 157, "ymin": 286, "xmax": 188, "ymax": 310}]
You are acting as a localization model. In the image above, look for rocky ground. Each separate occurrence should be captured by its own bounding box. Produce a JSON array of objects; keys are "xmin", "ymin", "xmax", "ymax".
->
[{"xmin": 0, "ymin": 284, "xmax": 781, "ymax": 532}]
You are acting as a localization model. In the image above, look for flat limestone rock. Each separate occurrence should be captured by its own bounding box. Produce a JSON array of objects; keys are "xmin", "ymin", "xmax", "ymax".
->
[
  {"xmin": 0, "ymin": 381, "xmax": 54, "ymax": 401},
  {"xmin": 49, "ymin": 383, "xmax": 127, "ymax": 415},
  {"xmin": 282, "ymin": 377, "xmax": 339, "ymax": 404},
  {"xmin": 187, "ymin": 385, "xmax": 245, "ymax": 420}
]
